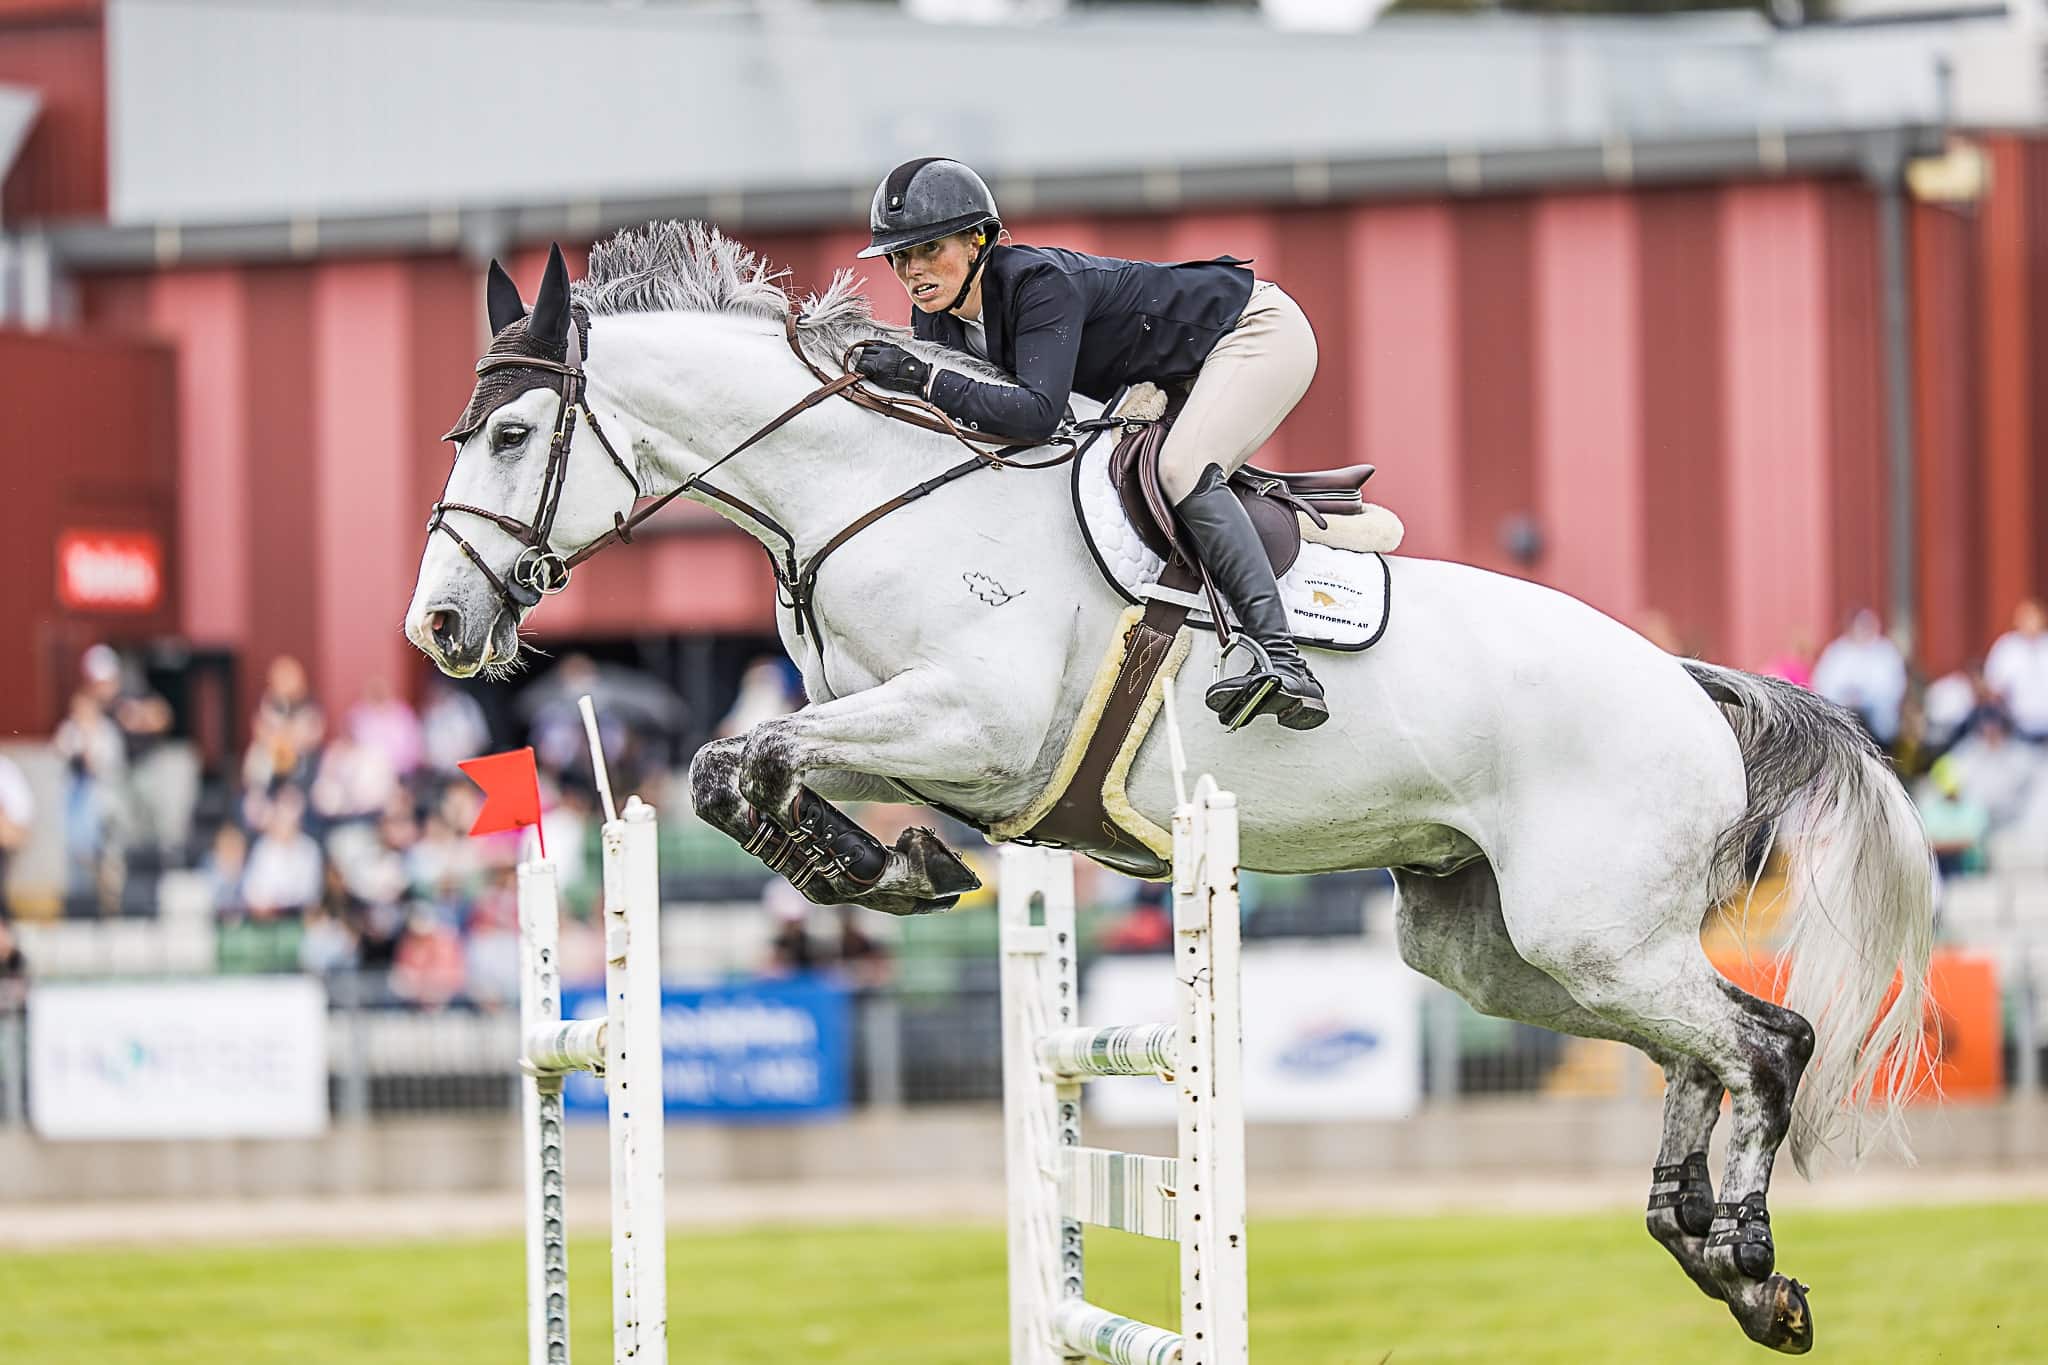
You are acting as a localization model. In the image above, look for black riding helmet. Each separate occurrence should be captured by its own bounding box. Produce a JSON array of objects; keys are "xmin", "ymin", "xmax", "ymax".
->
[{"xmin": 858, "ymin": 157, "xmax": 1001, "ymax": 260}]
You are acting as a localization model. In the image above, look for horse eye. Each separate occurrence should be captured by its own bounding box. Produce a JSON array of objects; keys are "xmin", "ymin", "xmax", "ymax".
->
[{"xmin": 493, "ymin": 424, "xmax": 530, "ymax": 451}]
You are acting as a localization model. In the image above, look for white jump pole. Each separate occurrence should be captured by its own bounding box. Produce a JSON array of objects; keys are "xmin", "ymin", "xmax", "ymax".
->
[
  {"xmin": 603, "ymin": 793, "xmax": 668, "ymax": 1363},
  {"xmin": 1001, "ymin": 843, "xmax": 1087, "ymax": 1364},
  {"xmin": 520, "ymin": 840, "xmax": 572, "ymax": 1365},
  {"xmin": 518, "ymin": 697, "xmax": 668, "ymax": 1365},
  {"xmin": 1001, "ymin": 775, "xmax": 1248, "ymax": 1364},
  {"xmin": 1171, "ymin": 779, "xmax": 1247, "ymax": 1363}
]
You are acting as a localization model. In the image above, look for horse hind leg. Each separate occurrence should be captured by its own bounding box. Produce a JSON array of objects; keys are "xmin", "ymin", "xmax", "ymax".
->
[
  {"xmin": 1646, "ymin": 1057, "xmax": 1728, "ymax": 1303},
  {"xmin": 1394, "ymin": 867, "xmax": 1727, "ymax": 1300},
  {"xmin": 1501, "ymin": 871, "xmax": 1816, "ymax": 1354}
]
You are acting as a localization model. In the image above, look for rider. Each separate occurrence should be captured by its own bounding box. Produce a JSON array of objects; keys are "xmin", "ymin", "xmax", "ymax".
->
[{"xmin": 850, "ymin": 157, "xmax": 1327, "ymax": 732}]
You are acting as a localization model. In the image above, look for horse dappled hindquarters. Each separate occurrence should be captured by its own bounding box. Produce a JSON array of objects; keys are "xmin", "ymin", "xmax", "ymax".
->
[{"xmin": 404, "ymin": 222, "xmax": 1935, "ymax": 1354}]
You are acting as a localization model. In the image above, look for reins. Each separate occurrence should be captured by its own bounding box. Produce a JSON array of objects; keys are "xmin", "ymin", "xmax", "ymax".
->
[{"xmin": 428, "ymin": 305, "xmax": 1097, "ymax": 642}]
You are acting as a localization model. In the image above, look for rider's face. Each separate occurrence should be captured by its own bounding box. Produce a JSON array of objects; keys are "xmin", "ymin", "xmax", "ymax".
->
[{"xmin": 890, "ymin": 232, "xmax": 980, "ymax": 313}]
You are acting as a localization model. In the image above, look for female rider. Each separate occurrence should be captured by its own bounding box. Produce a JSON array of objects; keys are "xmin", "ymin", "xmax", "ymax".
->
[{"xmin": 849, "ymin": 156, "xmax": 1328, "ymax": 732}]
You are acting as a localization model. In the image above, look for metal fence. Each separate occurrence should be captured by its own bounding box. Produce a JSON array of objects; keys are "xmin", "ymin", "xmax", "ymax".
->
[
  {"xmin": 5, "ymin": 970, "xmax": 2034, "ymax": 1131},
  {"xmin": 3, "ymin": 867, "xmax": 2045, "ymax": 1128}
]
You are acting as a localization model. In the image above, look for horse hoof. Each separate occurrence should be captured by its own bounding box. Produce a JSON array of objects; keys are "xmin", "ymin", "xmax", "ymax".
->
[
  {"xmin": 1728, "ymin": 1275, "xmax": 1813, "ymax": 1355},
  {"xmin": 894, "ymin": 826, "xmax": 981, "ymax": 898}
]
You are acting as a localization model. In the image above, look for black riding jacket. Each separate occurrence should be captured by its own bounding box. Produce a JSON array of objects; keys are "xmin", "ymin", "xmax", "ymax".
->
[{"xmin": 913, "ymin": 244, "xmax": 1254, "ymax": 443}]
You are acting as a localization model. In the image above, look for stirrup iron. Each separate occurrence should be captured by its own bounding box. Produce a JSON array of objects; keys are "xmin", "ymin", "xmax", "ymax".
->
[{"xmin": 1210, "ymin": 633, "xmax": 1282, "ymax": 732}]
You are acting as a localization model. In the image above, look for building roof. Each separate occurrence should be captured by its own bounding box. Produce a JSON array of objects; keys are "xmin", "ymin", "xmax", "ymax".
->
[{"xmin": 39, "ymin": 0, "xmax": 2004, "ymax": 265}]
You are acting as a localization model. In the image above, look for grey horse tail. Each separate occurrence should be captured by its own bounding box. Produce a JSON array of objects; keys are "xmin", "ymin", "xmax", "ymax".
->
[{"xmin": 1683, "ymin": 659, "xmax": 1937, "ymax": 1175}]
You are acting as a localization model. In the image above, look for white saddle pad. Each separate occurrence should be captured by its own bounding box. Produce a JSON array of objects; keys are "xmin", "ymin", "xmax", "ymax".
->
[{"xmin": 1072, "ymin": 437, "xmax": 1393, "ymax": 651}]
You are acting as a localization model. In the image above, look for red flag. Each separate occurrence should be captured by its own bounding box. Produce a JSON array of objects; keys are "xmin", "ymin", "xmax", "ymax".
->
[{"xmin": 458, "ymin": 746, "xmax": 545, "ymax": 856}]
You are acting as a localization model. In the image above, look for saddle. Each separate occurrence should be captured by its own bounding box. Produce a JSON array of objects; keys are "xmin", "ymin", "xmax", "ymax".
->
[
  {"xmin": 1107, "ymin": 387, "xmax": 1376, "ymax": 596},
  {"xmin": 994, "ymin": 388, "xmax": 1395, "ymax": 879}
]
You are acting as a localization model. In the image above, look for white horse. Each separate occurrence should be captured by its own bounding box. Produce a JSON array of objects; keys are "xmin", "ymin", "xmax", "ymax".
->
[{"xmin": 405, "ymin": 223, "xmax": 1932, "ymax": 1353}]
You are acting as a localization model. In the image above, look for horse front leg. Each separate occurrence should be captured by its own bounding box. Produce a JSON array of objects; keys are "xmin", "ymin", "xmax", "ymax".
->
[{"xmin": 703, "ymin": 677, "xmax": 998, "ymax": 916}]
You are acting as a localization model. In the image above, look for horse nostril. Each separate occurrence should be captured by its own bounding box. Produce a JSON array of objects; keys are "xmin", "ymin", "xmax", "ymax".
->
[{"xmin": 428, "ymin": 607, "xmax": 463, "ymax": 650}]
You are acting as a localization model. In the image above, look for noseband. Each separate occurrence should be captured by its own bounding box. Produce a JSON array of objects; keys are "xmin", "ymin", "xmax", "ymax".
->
[{"xmin": 428, "ymin": 309, "xmax": 1090, "ymax": 632}]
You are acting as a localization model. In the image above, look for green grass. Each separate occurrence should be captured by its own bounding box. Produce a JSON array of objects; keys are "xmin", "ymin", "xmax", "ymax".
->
[{"xmin": 2, "ymin": 1202, "xmax": 2041, "ymax": 1363}]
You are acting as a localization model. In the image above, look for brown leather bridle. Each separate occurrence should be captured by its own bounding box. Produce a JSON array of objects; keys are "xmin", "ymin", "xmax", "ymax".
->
[{"xmin": 427, "ymin": 308, "xmax": 1093, "ymax": 638}]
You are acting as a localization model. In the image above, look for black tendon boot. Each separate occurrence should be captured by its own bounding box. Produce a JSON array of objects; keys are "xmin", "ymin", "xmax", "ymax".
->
[{"xmin": 1172, "ymin": 465, "xmax": 1329, "ymax": 731}]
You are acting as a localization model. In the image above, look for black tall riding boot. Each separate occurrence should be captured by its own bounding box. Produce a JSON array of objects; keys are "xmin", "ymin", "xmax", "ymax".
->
[{"xmin": 1173, "ymin": 464, "xmax": 1329, "ymax": 731}]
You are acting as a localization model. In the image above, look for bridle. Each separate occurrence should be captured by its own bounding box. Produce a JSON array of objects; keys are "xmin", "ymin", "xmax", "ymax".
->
[{"xmin": 427, "ymin": 308, "xmax": 1099, "ymax": 637}]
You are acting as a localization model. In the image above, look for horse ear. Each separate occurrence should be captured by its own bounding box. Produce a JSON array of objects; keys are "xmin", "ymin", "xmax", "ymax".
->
[
  {"xmin": 486, "ymin": 259, "xmax": 527, "ymax": 335},
  {"xmin": 529, "ymin": 243, "xmax": 572, "ymax": 350}
]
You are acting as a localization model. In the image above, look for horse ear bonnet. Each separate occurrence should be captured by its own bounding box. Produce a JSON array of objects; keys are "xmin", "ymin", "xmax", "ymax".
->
[
  {"xmin": 442, "ymin": 247, "xmax": 582, "ymax": 444},
  {"xmin": 486, "ymin": 259, "xmax": 527, "ymax": 336},
  {"xmin": 529, "ymin": 244, "xmax": 572, "ymax": 350}
]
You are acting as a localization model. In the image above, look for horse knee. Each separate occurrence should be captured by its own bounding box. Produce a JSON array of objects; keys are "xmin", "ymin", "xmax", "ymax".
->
[
  {"xmin": 688, "ymin": 740, "xmax": 744, "ymax": 824},
  {"xmin": 737, "ymin": 723, "xmax": 800, "ymax": 812}
]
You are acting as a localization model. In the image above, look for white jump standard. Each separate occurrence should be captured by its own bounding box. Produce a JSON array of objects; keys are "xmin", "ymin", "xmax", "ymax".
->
[
  {"xmin": 1001, "ymin": 776, "xmax": 1249, "ymax": 1364},
  {"xmin": 518, "ymin": 788, "xmax": 669, "ymax": 1365}
]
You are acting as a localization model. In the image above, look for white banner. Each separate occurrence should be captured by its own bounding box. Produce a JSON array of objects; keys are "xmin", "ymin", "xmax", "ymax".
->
[
  {"xmin": 1082, "ymin": 944, "xmax": 1421, "ymax": 1123},
  {"xmin": 29, "ymin": 978, "xmax": 329, "ymax": 1140}
]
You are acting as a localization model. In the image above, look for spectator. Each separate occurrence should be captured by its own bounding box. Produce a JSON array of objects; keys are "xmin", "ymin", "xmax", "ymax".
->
[
  {"xmin": 718, "ymin": 656, "xmax": 803, "ymax": 738},
  {"xmin": 421, "ymin": 678, "xmax": 490, "ymax": 775},
  {"xmin": 82, "ymin": 643, "xmax": 191, "ymax": 863},
  {"xmin": 1811, "ymin": 609, "xmax": 1908, "ymax": 746},
  {"xmin": 54, "ymin": 683, "xmax": 129, "ymax": 914},
  {"xmin": 1923, "ymin": 665, "xmax": 1987, "ymax": 755},
  {"xmin": 347, "ymin": 676, "xmax": 424, "ymax": 779},
  {"xmin": 389, "ymin": 907, "xmax": 466, "ymax": 1008},
  {"xmin": 1986, "ymin": 598, "xmax": 2048, "ymax": 743},
  {"xmin": 0, "ymin": 913, "xmax": 26, "ymax": 1015},
  {"xmin": 202, "ymin": 822, "xmax": 249, "ymax": 919},
  {"xmin": 241, "ymin": 786, "xmax": 323, "ymax": 919},
  {"xmin": 1944, "ymin": 708, "xmax": 2039, "ymax": 832},
  {"xmin": 243, "ymin": 656, "xmax": 325, "ymax": 793},
  {"xmin": 1916, "ymin": 756, "xmax": 1990, "ymax": 877},
  {"xmin": 298, "ymin": 869, "xmax": 362, "ymax": 977},
  {"xmin": 0, "ymin": 753, "xmax": 33, "ymax": 917},
  {"xmin": 833, "ymin": 904, "xmax": 893, "ymax": 988},
  {"xmin": 405, "ymin": 790, "xmax": 482, "ymax": 914},
  {"xmin": 764, "ymin": 880, "xmax": 820, "ymax": 975},
  {"xmin": 463, "ymin": 866, "xmax": 522, "ymax": 1010},
  {"xmin": 309, "ymin": 732, "xmax": 398, "ymax": 830},
  {"xmin": 539, "ymin": 781, "xmax": 599, "ymax": 914}
]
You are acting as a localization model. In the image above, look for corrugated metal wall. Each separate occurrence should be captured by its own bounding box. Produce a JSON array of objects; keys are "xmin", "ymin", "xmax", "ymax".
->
[
  {"xmin": 49, "ymin": 146, "xmax": 2048, "ymax": 724},
  {"xmin": 0, "ymin": 325, "xmax": 178, "ymax": 737}
]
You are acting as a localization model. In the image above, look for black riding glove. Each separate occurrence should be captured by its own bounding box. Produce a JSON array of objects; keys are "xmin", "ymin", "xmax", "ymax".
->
[{"xmin": 854, "ymin": 342, "xmax": 932, "ymax": 396}]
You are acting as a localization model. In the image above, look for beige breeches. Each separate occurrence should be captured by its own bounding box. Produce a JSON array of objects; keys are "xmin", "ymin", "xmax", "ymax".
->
[{"xmin": 1157, "ymin": 280, "xmax": 1319, "ymax": 503}]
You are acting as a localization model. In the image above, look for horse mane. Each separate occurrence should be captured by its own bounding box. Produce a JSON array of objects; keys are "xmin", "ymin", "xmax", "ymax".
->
[{"xmin": 574, "ymin": 219, "xmax": 1006, "ymax": 380}]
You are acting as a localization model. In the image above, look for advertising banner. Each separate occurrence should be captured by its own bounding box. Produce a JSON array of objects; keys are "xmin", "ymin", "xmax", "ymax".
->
[
  {"xmin": 561, "ymin": 975, "xmax": 850, "ymax": 1121},
  {"xmin": 1082, "ymin": 944, "xmax": 1422, "ymax": 1124},
  {"xmin": 29, "ymin": 978, "xmax": 329, "ymax": 1140},
  {"xmin": 1709, "ymin": 946, "xmax": 2003, "ymax": 1101}
]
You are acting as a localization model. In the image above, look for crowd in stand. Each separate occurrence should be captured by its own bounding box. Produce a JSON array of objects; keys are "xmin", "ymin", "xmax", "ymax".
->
[{"xmin": 1795, "ymin": 600, "xmax": 2048, "ymax": 880}]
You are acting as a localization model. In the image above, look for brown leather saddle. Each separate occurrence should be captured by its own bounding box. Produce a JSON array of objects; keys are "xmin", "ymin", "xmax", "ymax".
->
[
  {"xmin": 1107, "ymin": 401, "xmax": 1376, "ymax": 622},
  {"xmin": 1010, "ymin": 404, "xmax": 1381, "ymax": 878}
]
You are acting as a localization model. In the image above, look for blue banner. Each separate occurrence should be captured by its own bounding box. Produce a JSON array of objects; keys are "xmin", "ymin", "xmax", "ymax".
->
[{"xmin": 559, "ymin": 975, "xmax": 851, "ymax": 1122}]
